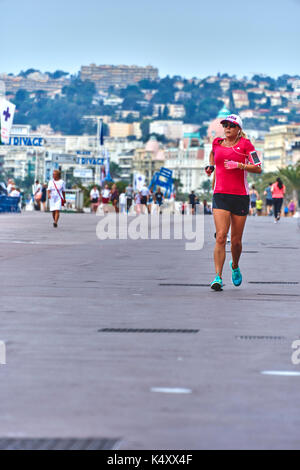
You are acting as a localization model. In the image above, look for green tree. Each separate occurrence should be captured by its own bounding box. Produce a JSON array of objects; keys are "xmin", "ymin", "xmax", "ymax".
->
[
  {"xmin": 109, "ymin": 162, "xmax": 122, "ymax": 180},
  {"xmin": 140, "ymin": 119, "xmax": 151, "ymax": 142},
  {"xmin": 278, "ymin": 164, "xmax": 300, "ymax": 206}
]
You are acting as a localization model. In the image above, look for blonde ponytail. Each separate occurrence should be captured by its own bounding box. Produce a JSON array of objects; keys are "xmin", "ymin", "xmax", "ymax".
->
[{"xmin": 239, "ymin": 129, "xmax": 248, "ymax": 140}]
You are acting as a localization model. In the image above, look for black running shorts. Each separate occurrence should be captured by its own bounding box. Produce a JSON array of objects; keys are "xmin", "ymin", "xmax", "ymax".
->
[{"xmin": 213, "ymin": 193, "xmax": 250, "ymax": 216}]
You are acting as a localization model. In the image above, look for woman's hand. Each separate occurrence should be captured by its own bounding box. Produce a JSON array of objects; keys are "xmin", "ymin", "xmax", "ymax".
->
[
  {"xmin": 205, "ymin": 165, "xmax": 215, "ymax": 176},
  {"xmin": 224, "ymin": 160, "xmax": 239, "ymax": 170}
]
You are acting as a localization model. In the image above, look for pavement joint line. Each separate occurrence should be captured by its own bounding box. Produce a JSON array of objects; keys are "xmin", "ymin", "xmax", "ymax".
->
[
  {"xmin": 261, "ymin": 371, "xmax": 300, "ymax": 377},
  {"xmin": 151, "ymin": 387, "xmax": 192, "ymax": 394},
  {"xmin": 236, "ymin": 335, "xmax": 286, "ymax": 340},
  {"xmin": 235, "ymin": 298, "xmax": 300, "ymax": 302},
  {"xmin": 265, "ymin": 247, "xmax": 299, "ymax": 249},
  {"xmin": 159, "ymin": 283, "xmax": 210, "ymax": 287},
  {"xmin": 98, "ymin": 328, "xmax": 200, "ymax": 334},
  {"xmin": 248, "ymin": 281, "xmax": 299, "ymax": 285},
  {"xmin": 257, "ymin": 293, "xmax": 300, "ymax": 297}
]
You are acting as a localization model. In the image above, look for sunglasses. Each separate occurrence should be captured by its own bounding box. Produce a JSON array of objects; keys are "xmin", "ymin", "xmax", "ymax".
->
[{"xmin": 222, "ymin": 122, "xmax": 238, "ymax": 129}]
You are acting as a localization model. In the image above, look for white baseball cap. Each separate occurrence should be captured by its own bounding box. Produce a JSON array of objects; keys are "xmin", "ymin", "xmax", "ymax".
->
[{"xmin": 221, "ymin": 114, "xmax": 243, "ymax": 129}]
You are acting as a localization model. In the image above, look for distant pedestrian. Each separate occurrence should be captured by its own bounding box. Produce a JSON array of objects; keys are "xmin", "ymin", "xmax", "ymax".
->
[
  {"xmin": 47, "ymin": 170, "xmax": 66, "ymax": 228},
  {"xmin": 271, "ymin": 178, "xmax": 286, "ymax": 223},
  {"xmin": 90, "ymin": 185, "xmax": 100, "ymax": 213},
  {"xmin": 135, "ymin": 192, "xmax": 142, "ymax": 214},
  {"xmin": 33, "ymin": 179, "xmax": 42, "ymax": 210},
  {"xmin": 110, "ymin": 184, "xmax": 119, "ymax": 213},
  {"xmin": 188, "ymin": 191, "xmax": 196, "ymax": 215},
  {"xmin": 6, "ymin": 179, "xmax": 14, "ymax": 195},
  {"xmin": 119, "ymin": 192, "xmax": 127, "ymax": 213},
  {"xmin": 147, "ymin": 190, "xmax": 153, "ymax": 214},
  {"xmin": 126, "ymin": 184, "xmax": 134, "ymax": 213},
  {"xmin": 284, "ymin": 206, "xmax": 289, "ymax": 217},
  {"xmin": 203, "ymin": 199, "xmax": 212, "ymax": 215},
  {"xmin": 289, "ymin": 200, "xmax": 296, "ymax": 216},
  {"xmin": 181, "ymin": 202, "xmax": 186, "ymax": 215},
  {"xmin": 41, "ymin": 183, "xmax": 47, "ymax": 212},
  {"xmin": 101, "ymin": 184, "xmax": 111, "ymax": 213},
  {"xmin": 169, "ymin": 191, "xmax": 176, "ymax": 214},
  {"xmin": 256, "ymin": 197, "xmax": 263, "ymax": 216},
  {"xmin": 155, "ymin": 187, "xmax": 164, "ymax": 214},
  {"xmin": 9, "ymin": 186, "xmax": 20, "ymax": 198},
  {"xmin": 249, "ymin": 185, "xmax": 259, "ymax": 216},
  {"xmin": 264, "ymin": 183, "xmax": 273, "ymax": 216},
  {"xmin": 140, "ymin": 184, "xmax": 149, "ymax": 214}
]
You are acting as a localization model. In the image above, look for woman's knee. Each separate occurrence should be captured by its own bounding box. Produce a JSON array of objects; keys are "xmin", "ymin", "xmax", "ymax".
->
[
  {"xmin": 231, "ymin": 237, "xmax": 242, "ymax": 249},
  {"xmin": 216, "ymin": 232, "xmax": 227, "ymax": 246}
]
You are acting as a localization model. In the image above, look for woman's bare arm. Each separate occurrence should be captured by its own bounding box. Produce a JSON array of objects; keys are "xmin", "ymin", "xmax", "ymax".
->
[{"xmin": 238, "ymin": 163, "xmax": 262, "ymax": 174}]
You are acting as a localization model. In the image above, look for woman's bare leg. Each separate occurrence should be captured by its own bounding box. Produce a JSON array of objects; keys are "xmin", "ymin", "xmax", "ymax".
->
[
  {"xmin": 213, "ymin": 209, "xmax": 231, "ymax": 277},
  {"xmin": 230, "ymin": 214, "xmax": 247, "ymax": 269}
]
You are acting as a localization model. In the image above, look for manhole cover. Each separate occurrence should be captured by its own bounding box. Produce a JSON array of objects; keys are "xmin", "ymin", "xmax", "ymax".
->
[
  {"xmin": 0, "ymin": 438, "xmax": 119, "ymax": 450},
  {"xmin": 98, "ymin": 328, "xmax": 199, "ymax": 334},
  {"xmin": 236, "ymin": 335, "xmax": 285, "ymax": 341}
]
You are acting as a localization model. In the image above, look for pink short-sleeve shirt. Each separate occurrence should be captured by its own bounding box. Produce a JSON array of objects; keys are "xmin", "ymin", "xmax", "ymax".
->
[{"xmin": 212, "ymin": 137, "xmax": 256, "ymax": 196}]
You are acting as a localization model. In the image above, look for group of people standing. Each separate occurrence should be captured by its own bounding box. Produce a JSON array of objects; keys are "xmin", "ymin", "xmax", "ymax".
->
[
  {"xmin": 32, "ymin": 180, "xmax": 48, "ymax": 211},
  {"xmin": 0, "ymin": 178, "xmax": 21, "ymax": 198},
  {"xmin": 249, "ymin": 179, "xmax": 295, "ymax": 222},
  {"xmin": 90, "ymin": 183, "xmax": 166, "ymax": 215}
]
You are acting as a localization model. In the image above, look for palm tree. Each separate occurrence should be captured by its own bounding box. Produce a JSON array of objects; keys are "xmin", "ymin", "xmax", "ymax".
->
[{"xmin": 278, "ymin": 163, "xmax": 300, "ymax": 207}]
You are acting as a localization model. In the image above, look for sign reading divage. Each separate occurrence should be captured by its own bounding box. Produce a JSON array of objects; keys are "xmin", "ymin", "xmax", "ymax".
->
[
  {"xmin": 80, "ymin": 157, "xmax": 105, "ymax": 165},
  {"xmin": 9, "ymin": 136, "xmax": 44, "ymax": 147},
  {"xmin": 0, "ymin": 98, "xmax": 16, "ymax": 144}
]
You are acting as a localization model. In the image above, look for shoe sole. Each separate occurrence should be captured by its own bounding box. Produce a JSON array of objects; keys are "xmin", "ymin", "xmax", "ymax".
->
[{"xmin": 211, "ymin": 283, "xmax": 223, "ymax": 291}]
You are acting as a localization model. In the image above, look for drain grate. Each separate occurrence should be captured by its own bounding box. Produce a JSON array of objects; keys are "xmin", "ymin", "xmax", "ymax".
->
[
  {"xmin": 249, "ymin": 281, "xmax": 299, "ymax": 285},
  {"xmin": 99, "ymin": 328, "xmax": 199, "ymax": 334},
  {"xmin": 0, "ymin": 438, "xmax": 119, "ymax": 450},
  {"xmin": 159, "ymin": 283, "xmax": 209, "ymax": 287},
  {"xmin": 236, "ymin": 335, "xmax": 285, "ymax": 341}
]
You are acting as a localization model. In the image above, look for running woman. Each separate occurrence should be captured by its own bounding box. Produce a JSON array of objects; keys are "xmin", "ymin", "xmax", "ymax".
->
[
  {"xmin": 271, "ymin": 177, "xmax": 286, "ymax": 223},
  {"xmin": 47, "ymin": 170, "xmax": 66, "ymax": 228},
  {"xmin": 205, "ymin": 114, "xmax": 262, "ymax": 291}
]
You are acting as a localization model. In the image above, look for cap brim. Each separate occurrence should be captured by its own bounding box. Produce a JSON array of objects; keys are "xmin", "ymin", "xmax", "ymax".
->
[{"xmin": 221, "ymin": 119, "xmax": 241, "ymax": 127}]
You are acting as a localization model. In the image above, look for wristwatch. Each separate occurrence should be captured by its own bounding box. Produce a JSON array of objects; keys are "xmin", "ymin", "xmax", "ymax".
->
[{"xmin": 205, "ymin": 165, "xmax": 215, "ymax": 173}]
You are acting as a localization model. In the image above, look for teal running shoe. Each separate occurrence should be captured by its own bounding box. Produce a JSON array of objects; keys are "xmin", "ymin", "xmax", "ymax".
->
[
  {"xmin": 230, "ymin": 260, "xmax": 242, "ymax": 286},
  {"xmin": 211, "ymin": 275, "xmax": 223, "ymax": 291}
]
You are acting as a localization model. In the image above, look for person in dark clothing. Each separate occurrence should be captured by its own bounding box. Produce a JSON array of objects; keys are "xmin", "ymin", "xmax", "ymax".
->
[
  {"xmin": 203, "ymin": 199, "xmax": 212, "ymax": 215},
  {"xmin": 41, "ymin": 183, "xmax": 47, "ymax": 212},
  {"xmin": 155, "ymin": 188, "xmax": 164, "ymax": 214},
  {"xmin": 188, "ymin": 191, "xmax": 196, "ymax": 214},
  {"xmin": 110, "ymin": 183, "xmax": 119, "ymax": 213}
]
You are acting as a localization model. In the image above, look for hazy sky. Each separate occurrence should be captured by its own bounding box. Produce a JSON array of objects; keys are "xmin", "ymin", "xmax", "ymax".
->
[{"xmin": 2, "ymin": 0, "xmax": 300, "ymax": 78}]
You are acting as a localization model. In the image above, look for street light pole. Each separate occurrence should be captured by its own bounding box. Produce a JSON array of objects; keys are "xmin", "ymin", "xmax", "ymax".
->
[{"xmin": 83, "ymin": 115, "xmax": 103, "ymax": 185}]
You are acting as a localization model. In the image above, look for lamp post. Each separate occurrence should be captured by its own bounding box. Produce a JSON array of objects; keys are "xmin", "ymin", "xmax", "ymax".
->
[{"xmin": 82, "ymin": 115, "xmax": 103, "ymax": 185}]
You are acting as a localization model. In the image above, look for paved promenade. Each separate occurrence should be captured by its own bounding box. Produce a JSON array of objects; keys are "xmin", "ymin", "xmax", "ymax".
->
[{"xmin": 0, "ymin": 212, "xmax": 299, "ymax": 449}]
